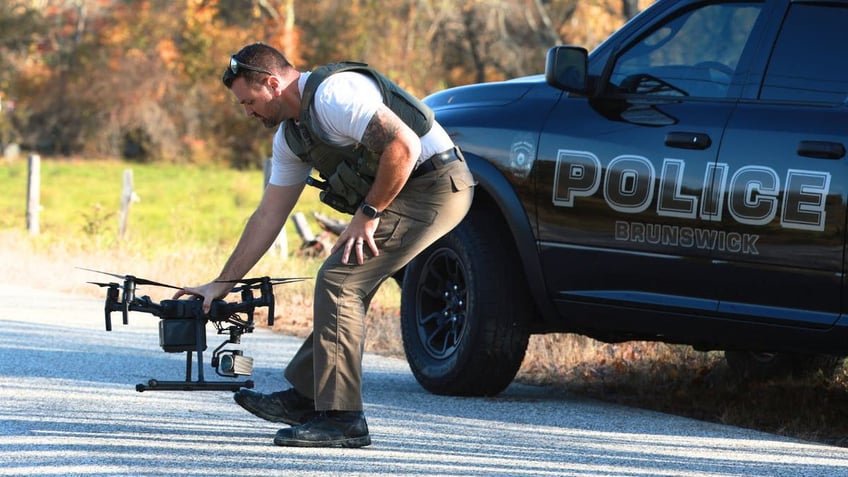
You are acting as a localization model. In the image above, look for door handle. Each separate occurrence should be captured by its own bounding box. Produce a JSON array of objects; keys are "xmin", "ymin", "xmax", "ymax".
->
[
  {"xmin": 797, "ymin": 140, "xmax": 845, "ymax": 159},
  {"xmin": 665, "ymin": 132, "xmax": 712, "ymax": 150}
]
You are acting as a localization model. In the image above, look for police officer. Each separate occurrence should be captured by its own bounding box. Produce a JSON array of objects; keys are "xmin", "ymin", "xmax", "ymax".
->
[{"xmin": 174, "ymin": 42, "xmax": 474, "ymax": 448}]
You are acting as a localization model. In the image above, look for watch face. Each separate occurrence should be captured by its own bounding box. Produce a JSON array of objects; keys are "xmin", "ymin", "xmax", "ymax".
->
[{"xmin": 362, "ymin": 203, "xmax": 380, "ymax": 218}]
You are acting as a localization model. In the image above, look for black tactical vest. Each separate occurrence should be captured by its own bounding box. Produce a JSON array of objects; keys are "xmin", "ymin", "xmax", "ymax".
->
[{"xmin": 283, "ymin": 62, "xmax": 434, "ymax": 214}]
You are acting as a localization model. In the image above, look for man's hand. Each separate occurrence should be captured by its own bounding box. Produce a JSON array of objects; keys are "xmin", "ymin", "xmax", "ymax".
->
[
  {"xmin": 173, "ymin": 280, "xmax": 233, "ymax": 314},
  {"xmin": 333, "ymin": 211, "xmax": 380, "ymax": 265}
]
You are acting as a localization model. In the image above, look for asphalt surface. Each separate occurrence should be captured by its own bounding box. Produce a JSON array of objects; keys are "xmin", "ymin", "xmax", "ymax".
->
[{"xmin": 1, "ymin": 283, "xmax": 848, "ymax": 476}]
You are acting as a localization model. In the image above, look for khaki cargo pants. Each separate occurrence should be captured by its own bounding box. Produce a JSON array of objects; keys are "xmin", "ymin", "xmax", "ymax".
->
[{"xmin": 284, "ymin": 156, "xmax": 474, "ymax": 411}]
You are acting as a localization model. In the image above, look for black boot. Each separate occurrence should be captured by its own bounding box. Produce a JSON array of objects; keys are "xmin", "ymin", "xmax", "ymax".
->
[
  {"xmin": 273, "ymin": 411, "xmax": 371, "ymax": 448},
  {"xmin": 234, "ymin": 388, "xmax": 317, "ymax": 425}
]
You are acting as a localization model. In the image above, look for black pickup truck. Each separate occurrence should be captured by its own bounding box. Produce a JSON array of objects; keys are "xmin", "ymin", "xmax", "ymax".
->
[{"xmin": 399, "ymin": 0, "xmax": 848, "ymax": 396}]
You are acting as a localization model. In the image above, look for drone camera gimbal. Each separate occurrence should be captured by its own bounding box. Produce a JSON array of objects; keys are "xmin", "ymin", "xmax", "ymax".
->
[{"xmin": 85, "ymin": 268, "xmax": 304, "ymax": 392}]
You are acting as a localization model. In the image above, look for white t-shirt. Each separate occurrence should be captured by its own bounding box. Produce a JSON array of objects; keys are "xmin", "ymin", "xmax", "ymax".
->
[{"xmin": 268, "ymin": 71, "xmax": 454, "ymax": 187}]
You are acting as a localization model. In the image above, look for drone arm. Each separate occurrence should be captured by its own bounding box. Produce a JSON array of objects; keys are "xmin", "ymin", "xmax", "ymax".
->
[
  {"xmin": 128, "ymin": 295, "xmax": 165, "ymax": 316},
  {"xmin": 103, "ymin": 286, "xmax": 120, "ymax": 331},
  {"xmin": 101, "ymin": 283, "xmax": 129, "ymax": 331},
  {"xmin": 240, "ymin": 287, "xmax": 255, "ymax": 324},
  {"xmin": 121, "ymin": 277, "xmax": 137, "ymax": 325},
  {"xmin": 261, "ymin": 277, "xmax": 275, "ymax": 326}
]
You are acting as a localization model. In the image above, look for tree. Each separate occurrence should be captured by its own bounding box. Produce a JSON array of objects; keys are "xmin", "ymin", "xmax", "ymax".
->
[
  {"xmin": 0, "ymin": 2, "xmax": 47, "ymax": 146},
  {"xmin": 0, "ymin": 0, "xmax": 653, "ymax": 164}
]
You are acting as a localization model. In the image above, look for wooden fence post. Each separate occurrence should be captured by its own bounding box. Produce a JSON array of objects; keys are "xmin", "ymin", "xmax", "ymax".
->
[
  {"xmin": 264, "ymin": 158, "xmax": 288, "ymax": 259},
  {"xmin": 119, "ymin": 169, "xmax": 133, "ymax": 239},
  {"xmin": 26, "ymin": 154, "xmax": 40, "ymax": 236}
]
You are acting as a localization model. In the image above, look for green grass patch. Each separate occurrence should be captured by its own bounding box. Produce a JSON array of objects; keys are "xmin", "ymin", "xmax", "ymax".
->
[{"xmin": 1, "ymin": 157, "xmax": 342, "ymax": 255}]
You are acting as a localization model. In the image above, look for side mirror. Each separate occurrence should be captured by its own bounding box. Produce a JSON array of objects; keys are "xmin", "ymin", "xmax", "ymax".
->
[{"xmin": 545, "ymin": 46, "xmax": 588, "ymax": 94}]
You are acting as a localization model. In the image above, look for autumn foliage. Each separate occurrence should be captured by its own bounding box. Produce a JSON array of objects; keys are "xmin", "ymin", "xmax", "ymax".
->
[{"xmin": 0, "ymin": 0, "xmax": 652, "ymax": 166}]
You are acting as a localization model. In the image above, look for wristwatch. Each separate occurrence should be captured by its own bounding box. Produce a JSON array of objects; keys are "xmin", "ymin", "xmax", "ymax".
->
[{"xmin": 360, "ymin": 202, "xmax": 383, "ymax": 219}]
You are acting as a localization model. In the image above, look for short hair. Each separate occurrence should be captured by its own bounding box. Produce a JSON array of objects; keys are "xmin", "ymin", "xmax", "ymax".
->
[{"xmin": 222, "ymin": 42, "xmax": 293, "ymax": 88}]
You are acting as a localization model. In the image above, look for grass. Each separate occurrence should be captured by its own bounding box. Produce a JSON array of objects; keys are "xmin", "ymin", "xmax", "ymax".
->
[
  {"xmin": 2, "ymin": 156, "xmax": 847, "ymax": 448},
  {"xmin": 5, "ymin": 158, "xmax": 292, "ymax": 251}
]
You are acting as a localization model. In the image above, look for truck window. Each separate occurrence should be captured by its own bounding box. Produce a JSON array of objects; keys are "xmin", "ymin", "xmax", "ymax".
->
[
  {"xmin": 760, "ymin": 4, "xmax": 848, "ymax": 104},
  {"xmin": 609, "ymin": 3, "xmax": 762, "ymax": 98}
]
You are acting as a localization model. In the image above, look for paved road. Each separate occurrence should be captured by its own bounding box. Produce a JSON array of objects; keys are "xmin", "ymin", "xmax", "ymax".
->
[{"xmin": 1, "ymin": 284, "xmax": 847, "ymax": 476}]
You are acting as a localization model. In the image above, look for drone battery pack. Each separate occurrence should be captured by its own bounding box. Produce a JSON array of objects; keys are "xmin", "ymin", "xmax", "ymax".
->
[{"xmin": 159, "ymin": 318, "xmax": 206, "ymax": 352}]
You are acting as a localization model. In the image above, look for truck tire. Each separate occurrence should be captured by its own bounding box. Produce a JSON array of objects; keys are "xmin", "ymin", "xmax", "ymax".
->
[
  {"xmin": 724, "ymin": 351, "xmax": 845, "ymax": 381},
  {"xmin": 400, "ymin": 210, "xmax": 532, "ymax": 396}
]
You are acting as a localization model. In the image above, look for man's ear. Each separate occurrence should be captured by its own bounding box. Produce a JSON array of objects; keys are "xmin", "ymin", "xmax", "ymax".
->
[{"xmin": 266, "ymin": 75, "xmax": 283, "ymax": 95}]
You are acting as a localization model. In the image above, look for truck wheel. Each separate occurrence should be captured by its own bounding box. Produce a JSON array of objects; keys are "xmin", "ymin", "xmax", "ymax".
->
[
  {"xmin": 725, "ymin": 351, "xmax": 844, "ymax": 380},
  {"xmin": 400, "ymin": 210, "xmax": 532, "ymax": 396}
]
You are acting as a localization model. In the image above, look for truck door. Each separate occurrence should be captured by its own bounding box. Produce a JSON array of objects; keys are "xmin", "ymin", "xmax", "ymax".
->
[
  {"xmin": 534, "ymin": 2, "xmax": 767, "ymax": 321},
  {"xmin": 713, "ymin": 1, "xmax": 848, "ymax": 328}
]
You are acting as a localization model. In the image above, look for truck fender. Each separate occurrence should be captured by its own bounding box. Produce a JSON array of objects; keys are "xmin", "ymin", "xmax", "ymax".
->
[{"xmin": 464, "ymin": 151, "xmax": 560, "ymax": 325}]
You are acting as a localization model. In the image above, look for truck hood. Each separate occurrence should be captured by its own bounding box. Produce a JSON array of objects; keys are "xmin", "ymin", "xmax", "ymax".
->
[{"xmin": 424, "ymin": 75, "xmax": 545, "ymax": 111}]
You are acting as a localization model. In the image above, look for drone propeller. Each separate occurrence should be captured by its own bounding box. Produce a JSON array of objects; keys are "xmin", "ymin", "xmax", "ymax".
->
[
  {"xmin": 78, "ymin": 267, "xmax": 182, "ymax": 290},
  {"xmin": 216, "ymin": 277, "xmax": 309, "ymax": 293},
  {"xmin": 268, "ymin": 277, "xmax": 310, "ymax": 285},
  {"xmin": 87, "ymin": 281, "xmax": 121, "ymax": 288},
  {"xmin": 215, "ymin": 277, "xmax": 309, "ymax": 286}
]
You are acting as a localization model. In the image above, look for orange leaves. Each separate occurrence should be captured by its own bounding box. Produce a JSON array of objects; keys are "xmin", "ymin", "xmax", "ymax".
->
[
  {"xmin": 156, "ymin": 39, "xmax": 180, "ymax": 69},
  {"xmin": 561, "ymin": 0, "xmax": 656, "ymax": 48},
  {"xmin": 186, "ymin": 0, "xmax": 217, "ymax": 26},
  {"xmin": 2, "ymin": 0, "xmax": 655, "ymax": 162}
]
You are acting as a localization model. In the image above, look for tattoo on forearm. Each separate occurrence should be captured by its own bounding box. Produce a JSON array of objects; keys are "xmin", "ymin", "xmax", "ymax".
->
[{"xmin": 361, "ymin": 106, "xmax": 401, "ymax": 153}]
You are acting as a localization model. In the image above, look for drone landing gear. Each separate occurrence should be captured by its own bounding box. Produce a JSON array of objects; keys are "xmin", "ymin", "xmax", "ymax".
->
[
  {"xmin": 136, "ymin": 319, "xmax": 254, "ymax": 392},
  {"xmin": 136, "ymin": 347, "xmax": 254, "ymax": 392}
]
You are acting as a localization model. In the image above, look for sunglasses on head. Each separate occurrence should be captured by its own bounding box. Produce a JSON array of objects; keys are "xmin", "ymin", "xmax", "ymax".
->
[{"xmin": 228, "ymin": 56, "xmax": 273, "ymax": 76}]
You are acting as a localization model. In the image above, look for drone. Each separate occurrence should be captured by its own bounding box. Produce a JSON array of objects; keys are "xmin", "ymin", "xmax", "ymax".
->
[{"xmin": 82, "ymin": 268, "xmax": 306, "ymax": 392}]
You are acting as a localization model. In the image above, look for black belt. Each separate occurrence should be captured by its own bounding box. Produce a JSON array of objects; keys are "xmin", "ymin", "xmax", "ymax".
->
[{"xmin": 410, "ymin": 147, "xmax": 463, "ymax": 179}]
